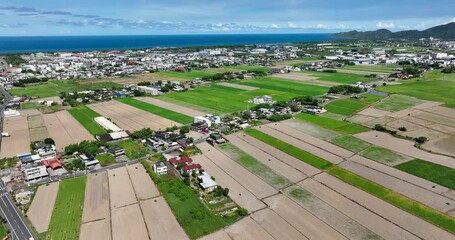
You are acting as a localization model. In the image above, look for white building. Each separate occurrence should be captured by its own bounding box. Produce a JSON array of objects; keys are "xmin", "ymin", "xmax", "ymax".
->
[
  {"xmin": 95, "ymin": 117, "xmax": 123, "ymax": 132},
  {"xmin": 198, "ymin": 172, "xmax": 217, "ymax": 192},
  {"xmin": 136, "ymin": 86, "xmax": 159, "ymax": 95},
  {"xmin": 23, "ymin": 163, "xmax": 48, "ymax": 181},
  {"xmin": 252, "ymin": 95, "xmax": 275, "ymax": 105},
  {"xmin": 153, "ymin": 161, "xmax": 168, "ymax": 175}
]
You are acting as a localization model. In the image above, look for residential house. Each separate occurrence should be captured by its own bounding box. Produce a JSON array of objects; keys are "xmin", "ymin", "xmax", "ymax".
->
[
  {"xmin": 153, "ymin": 161, "xmax": 168, "ymax": 175},
  {"xmin": 198, "ymin": 172, "xmax": 217, "ymax": 192}
]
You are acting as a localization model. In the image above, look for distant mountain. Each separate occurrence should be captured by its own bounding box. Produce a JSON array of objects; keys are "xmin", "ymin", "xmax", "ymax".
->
[{"xmin": 332, "ymin": 22, "xmax": 455, "ymax": 40}]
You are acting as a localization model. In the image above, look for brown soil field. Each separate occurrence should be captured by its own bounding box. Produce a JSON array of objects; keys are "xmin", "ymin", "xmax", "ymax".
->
[
  {"xmin": 140, "ymin": 197, "xmax": 188, "ymax": 240},
  {"xmin": 198, "ymin": 230, "xmax": 231, "ymax": 240},
  {"xmin": 225, "ymin": 134, "xmax": 306, "ymax": 183},
  {"xmin": 111, "ymin": 203, "xmax": 149, "ymax": 240},
  {"xmin": 313, "ymin": 173, "xmax": 454, "ymax": 240},
  {"xmin": 135, "ymin": 97, "xmax": 205, "ymax": 117},
  {"xmin": 0, "ymin": 116, "xmax": 31, "ymax": 158},
  {"xmin": 339, "ymin": 161, "xmax": 455, "ymax": 213},
  {"xmin": 266, "ymin": 123, "xmax": 353, "ymax": 158},
  {"xmin": 300, "ymin": 177, "xmax": 417, "ymax": 240},
  {"xmin": 412, "ymin": 101, "xmax": 442, "ymax": 110},
  {"xmin": 263, "ymin": 194, "xmax": 347, "ymax": 239},
  {"xmin": 354, "ymin": 131, "xmax": 455, "ymax": 168},
  {"xmin": 424, "ymin": 105, "xmax": 455, "ymax": 119},
  {"xmin": 357, "ymin": 108, "xmax": 392, "ymax": 118},
  {"xmin": 27, "ymin": 182, "xmax": 59, "ymax": 233},
  {"xmin": 27, "ymin": 114, "xmax": 49, "ymax": 142},
  {"xmin": 275, "ymin": 73, "xmax": 338, "ymax": 87},
  {"xmin": 82, "ymin": 172, "xmax": 110, "ymax": 223},
  {"xmin": 81, "ymin": 73, "xmax": 189, "ymax": 85},
  {"xmin": 80, "ymin": 219, "xmax": 112, "ymax": 240},
  {"xmin": 385, "ymin": 119, "xmax": 423, "ymax": 132},
  {"xmin": 234, "ymin": 132, "xmax": 321, "ymax": 176},
  {"xmin": 349, "ymin": 155, "xmax": 450, "ymax": 195},
  {"xmin": 413, "ymin": 111, "xmax": 455, "ymax": 128},
  {"xmin": 197, "ymin": 142, "xmax": 277, "ymax": 199},
  {"xmin": 126, "ymin": 163, "xmax": 160, "ymax": 200},
  {"xmin": 282, "ymin": 118, "xmax": 341, "ymax": 140},
  {"xmin": 108, "ymin": 167, "xmax": 137, "ymax": 209},
  {"xmin": 191, "ymin": 155, "xmax": 266, "ymax": 212},
  {"xmin": 89, "ymin": 100, "xmax": 180, "ymax": 131},
  {"xmin": 43, "ymin": 111, "xmax": 95, "ymax": 152},
  {"xmin": 216, "ymin": 82, "xmax": 259, "ymax": 90},
  {"xmin": 255, "ymin": 125, "xmax": 344, "ymax": 163},
  {"xmin": 346, "ymin": 114, "xmax": 377, "ymax": 126},
  {"xmin": 250, "ymin": 208, "xmax": 307, "ymax": 240},
  {"xmin": 225, "ymin": 216, "xmax": 275, "ymax": 240},
  {"xmin": 423, "ymin": 135, "xmax": 455, "ymax": 157}
]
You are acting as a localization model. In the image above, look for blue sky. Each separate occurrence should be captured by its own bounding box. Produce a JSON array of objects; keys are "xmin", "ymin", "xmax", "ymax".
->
[{"xmin": 0, "ymin": 0, "xmax": 454, "ymax": 36}]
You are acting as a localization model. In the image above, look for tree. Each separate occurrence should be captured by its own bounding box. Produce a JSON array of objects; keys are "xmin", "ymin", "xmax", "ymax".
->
[
  {"xmin": 44, "ymin": 138, "xmax": 55, "ymax": 145},
  {"xmin": 179, "ymin": 126, "xmax": 190, "ymax": 135},
  {"xmin": 237, "ymin": 207, "xmax": 248, "ymax": 216},
  {"xmin": 130, "ymin": 128, "xmax": 153, "ymax": 139}
]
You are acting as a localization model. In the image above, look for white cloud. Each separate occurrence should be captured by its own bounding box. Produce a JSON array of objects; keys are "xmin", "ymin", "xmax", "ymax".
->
[
  {"xmin": 315, "ymin": 24, "xmax": 328, "ymax": 29},
  {"xmin": 270, "ymin": 23, "xmax": 278, "ymax": 29},
  {"xmin": 337, "ymin": 23, "xmax": 347, "ymax": 29},
  {"xmin": 287, "ymin": 21, "xmax": 297, "ymax": 28},
  {"xmin": 414, "ymin": 22, "xmax": 425, "ymax": 30},
  {"xmin": 376, "ymin": 21, "xmax": 395, "ymax": 29}
]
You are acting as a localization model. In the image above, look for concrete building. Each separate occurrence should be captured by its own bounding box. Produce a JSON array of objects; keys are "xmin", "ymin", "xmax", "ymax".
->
[
  {"xmin": 198, "ymin": 172, "xmax": 217, "ymax": 192},
  {"xmin": 153, "ymin": 161, "xmax": 168, "ymax": 175},
  {"xmin": 94, "ymin": 117, "xmax": 123, "ymax": 132}
]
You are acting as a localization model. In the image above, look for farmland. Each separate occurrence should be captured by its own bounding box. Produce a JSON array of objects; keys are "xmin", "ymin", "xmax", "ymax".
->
[
  {"xmin": 373, "ymin": 94, "xmax": 423, "ymax": 112},
  {"xmin": 231, "ymin": 77, "xmax": 329, "ymax": 96},
  {"xmin": 324, "ymin": 94, "xmax": 384, "ymax": 116},
  {"xmin": 295, "ymin": 113, "xmax": 369, "ymax": 134},
  {"xmin": 45, "ymin": 177, "xmax": 87, "ymax": 240},
  {"xmin": 302, "ymin": 70, "xmax": 377, "ymax": 84},
  {"xmin": 154, "ymin": 70, "xmax": 214, "ymax": 79},
  {"xmin": 395, "ymin": 160, "xmax": 455, "ymax": 190},
  {"xmin": 342, "ymin": 64, "xmax": 397, "ymax": 73},
  {"xmin": 360, "ymin": 146, "xmax": 412, "ymax": 165},
  {"xmin": 377, "ymin": 70, "xmax": 455, "ymax": 108},
  {"xmin": 9, "ymin": 79, "xmax": 121, "ymax": 98},
  {"xmin": 68, "ymin": 105, "xmax": 106, "ymax": 135},
  {"xmin": 329, "ymin": 135, "xmax": 370, "ymax": 153},
  {"xmin": 225, "ymin": 65, "xmax": 271, "ymax": 72},
  {"xmin": 116, "ymin": 97, "xmax": 193, "ymax": 124}
]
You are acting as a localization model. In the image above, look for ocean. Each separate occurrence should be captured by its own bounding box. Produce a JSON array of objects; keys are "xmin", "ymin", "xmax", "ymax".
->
[{"xmin": 0, "ymin": 34, "xmax": 339, "ymax": 53}]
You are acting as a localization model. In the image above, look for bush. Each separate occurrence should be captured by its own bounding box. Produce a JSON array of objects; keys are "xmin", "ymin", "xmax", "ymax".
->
[
  {"xmin": 373, "ymin": 124, "xmax": 387, "ymax": 132},
  {"xmin": 328, "ymin": 85, "xmax": 362, "ymax": 95},
  {"xmin": 268, "ymin": 114, "xmax": 292, "ymax": 122},
  {"xmin": 44, "ymin": 138, "xmax": 55, "ymax": 145},
  {"xmin": 237, "ymin": 207, "xmax": 248, "ymax": 216},
  {"xmin": 130, "ymin": 128, "xmax": 153, "ymax": 139},
  {"xmin": 414, "ymin": 136, "xmax": 428, "ymax": 144},
  {"xmin": 398, "ymin": 127, "xmax": 407, "ymax": 131}
]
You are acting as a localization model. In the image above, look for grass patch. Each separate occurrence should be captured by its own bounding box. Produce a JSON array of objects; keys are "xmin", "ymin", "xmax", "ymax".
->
[
  {"xmin": 110, "ymin": 139, "xmax": 149, "ymax": 159},
  {"xmin": 377, "ymin": 70, "xmax": 455, "ymax": 108},
  {"xmin": 96, "ymin": 153, "xmax": 116, "ymax": 167},
  {"xmin": 395, "ymin": 160, "xmax": 455, "ymax": 190},
  {"xmin": 45, "ymin": 177, "xmax": 86, "ymax": 240},
  {"xmin": 295, "ymin": 113, "xmax": 368, "ymax": 134},
  {"xmin": 0, "ymin": 223, "xmax": 7, "ymax": 239},
  {"xmin": 244, "ymin": 128, "xmax": 333, "ymax": 170},
  {"xmin": 67, "ymin": 105, "xmax": 106, "ymax": 135},
  {"xmin": 219, "ymin": 143, "xmax": 292, "ymax": 189},
  {"xmin": 141, "ymin": 161, "xmax": 241, "ymax": 239},
  {"xmin": 373, "ymin": 94, "xmax": 423, "ymax": 112},
  {"xmin": 330, "ymin": 135, "xmax": 370, "ymax": 153},
  {"xmin": 21, "ymin": 102, "xmax": 40, "ymax": 109},
  {"xmin": 329, "ymin": 166, "xmax": 455, "ymax": 234},
  {"xmin": 225, "ymin": 65, "xmax": 270, "ymax": 72},
  {"xmin": 303, "ymin": 71, "xmax": 377, "ymax": 84},
  {"xmin": 116, "ymin": 98, "xmax": 193, "ymax": 124},
  {"xmin": 9, "ymin": 79, "xmax": 121, "ymax": 98},
  {"xmin": 360, "ymin": 146, "xmax": 410, "ymax": 165},
  {"xmin": 342, "ymin": 65, "xmax": 397, "ymax": 73},
  {"xmin": 324, "ymin": 94, "xmax": 384, "ymax": 116}
]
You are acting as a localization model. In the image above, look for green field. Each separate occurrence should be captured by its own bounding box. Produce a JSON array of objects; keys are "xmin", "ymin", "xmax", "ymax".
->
[
  {"xmin": 244, "ymin": 128, "xmax": 333, "ymax": 170},
  {"xmin": 395, "ymin": 160, "xmax": 455, "ymax": 190},
  {"xmin": 277, "ymin": 58, "xmax": 325, "ymax": 66},
  {"xmin": 45, "ymin": 177, "xmax": 86, "ymax": 240},
  {"xmin": 377, "ymin": 71, "xmax": 455, "ymax": 108},
  {"xmin": 373, "ymin": 94, "xmax": 423, "ymax": 112},
  {"xmin": 329, "ymin": 167, "xmax": 455, "ymax": 234},
  {"xmin": 110, "ymin": 139, "xmax": 149, "ymax": 159},
  {"xmin": 225, "ymin": 65, "xmax": 271, "ymax": 72},
  {"xmin": 0, "ymin": 223, "xmax": 7, "ymax": 239},
  {"xmin": 219, "ymin": 143, "xmax": 292, "ymax": 189},
  {"xmin": 324, "ymin": 94, "xmax": 384, "ymax": 116},
  {"xmin": 155, "ymin": 71, "xmax": 214, "ymax": 79},
  {"xmin": 9, "ymin": 79, "xmax": 121, "ymax": 98},
  {"xmin": 303, "ymin": 71, "xmax": 377, "ymax": 84},
  {"xmin": 231, "ymin": 77, "xmax": 329, "ymax": 96},
  {"xmin": 96, "ymin": 153, "xmax": 116, "ymax": 166},
  {"xmin": 295, "ymin": 113, "xmax": 368, "ymax": 134},
  {"xmin": 116, "ymin": 98, "xmax": 193, "ymax": 124},
  {"xmin": 67, "ymin": 105, "xmax": 106, "ymax": 135},
  {"xmin": 342, "ymin": 65, "xmax": 397, "ymax": 74},
  {"xmin": 21, "ymin": 102, "xmax": 40, "ymax": 109},
  {"xmin": 360, "ymin": 146, "xmax": 410, "ymax": 165},
  {"xmin": 159, "ymin": 84, "xmax": 298, "ymax": 114},
  {"xmin": 329, "ymin": 135, "xmax": 370, "ymax": 153}
]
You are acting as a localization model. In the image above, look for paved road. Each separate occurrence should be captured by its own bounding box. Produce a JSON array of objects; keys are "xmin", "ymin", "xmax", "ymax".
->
[{"xmin": 0, "ymin": 183, "xmax": 36, "ymax": 240}]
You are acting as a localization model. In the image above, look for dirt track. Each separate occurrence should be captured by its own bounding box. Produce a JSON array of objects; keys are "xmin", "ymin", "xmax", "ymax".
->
[
  {"xmin": 111, "ymin": 203, "xmax": 149, "ymax": 240},
  {"xmin": 135, "ymin": 97, "xmax": 205, "ymax": 117},
  {"xmin": 108, "ymin": 167, "xmax": 137, "ymax": 209},
  {"xmin": 27, "ymin": 182, "xmax": 59, "ymax": 233},
  {"xmin": 0, "ymin": 115, "xmax": 30, "ymax": 158},
  {"xmin": 126, "ymin": 163, "xmax": 160, "ymax": 200},
  {"xmin": 313, "ymin": 173, "xmax": 453, "ymax": 240},
  {"xmin": 82, "ymin": 172, "xmax": 110, "ymax": 223},
  {"xmin": 140, "ymin": 197, "xmax": 188, "ymax": 240},
  {"xmin": 355, "ymin": 131, "xmax": 455, "ymax": 168}
]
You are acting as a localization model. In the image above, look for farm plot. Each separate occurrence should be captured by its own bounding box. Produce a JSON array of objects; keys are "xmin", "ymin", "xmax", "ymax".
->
[
  {"xmin": 43, "ymin": 111, "xmax": 95, "ymax": 151},
  {"xmin": 329, "ymin": 135, "xmax": 371, "ymax": 153},
  {"xmin": 225, "ymin": 65, "xmax": 271, "ymax": 73},
  {"xmin": 27, "ymin": 114, "xmax": 49, "ymax": 142},
  {"xmin": 302, "ymin": 70, "xmax": 377, "ymax": 84},
  {"xmin": 274, "ymin": 73, "xmax": 338, "ymax": 87},
  {"xmin": 126, "ymin": 163, "xmax": 160, "ymax": 200},
  {"xmin": 373, "ymin": 94, "xmax": 423, "ymax": 112},
  {"xmin": 324, "ymin": 94, "xmax": 384, "ymax": 116},
  {"xmin": 224, "ymin": 216, "xmax": 274, "ymax": 240},
  {"xmin": 111, "ymin": 203, "xmax": 149, "ymax": 240},
  {"xmin": 116, "ymin": 98, "xmax": 193, "ymax": 124},
  {"xmin": 134, "ymin": 96, "xmax": 205, "ymax": 117},
  {"xmin": 360, "ymin": 146, "xmax": 412, "ymax": 166},
  {"xmin": 216, "ymin": 82, "xmax": 259, "ymax": 90},
  {"xmin": 396, "ymin": 160, "xmax": 455, "ymax": 191},
  {"xmin": 27, "ymin": 182, "xmax": 59, "ymax": 233},
  {"xmin": 108, "ymin": 167, "xmax": 137, "ymax": 209},
  {"xmin": 250, "ymin": 208, "xmax": 307, "ymax": 240},
  {"xmin": 0, "ymin": 115, "xmax": 30, "ymax": 158},
  {"xmin": 80, "ymin": 219, "xmax": 111, "ymax": 240},
  {"xmin": 295, "ymin": 113, "xmax": 368, "ymax": 134},
  {"xmin": 89, "ymin": 100, "xmax": 180, "ymax": 131},
  {"xmin": 68, "ymin": 105, "xmax": 106, "ymax": 136},
  {"xmin": 230, "ymin": 77, "xmax": 329, "ymax": 96},
  {"xmin": 81, "ymin": 172, "xmax": 110, "ymax": 223}
]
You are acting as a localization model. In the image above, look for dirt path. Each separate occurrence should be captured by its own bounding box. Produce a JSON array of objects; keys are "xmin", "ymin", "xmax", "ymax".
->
[
  {"xmin": 27, "ymin": 182, "xmax": 59, "ymax": 233},
  {"xmin": 354, "ymin": 131, "xmax": 455, "ymax": 168},
  {"xmin": 135, "ymin": 97, "xmax": 205, "ymax": 117}
]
